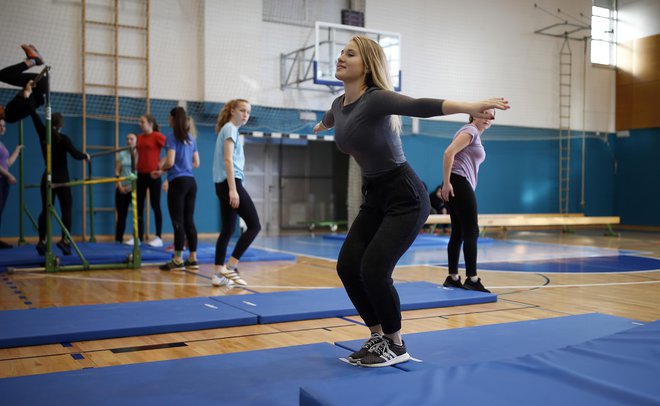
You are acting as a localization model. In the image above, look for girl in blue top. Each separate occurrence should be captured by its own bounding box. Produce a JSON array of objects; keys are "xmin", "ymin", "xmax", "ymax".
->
[
  {"xmin": 211, "ymin": 99, "xmax": 261, "ymax": 287},
  {"xmin": 160, "ymin": 107, "xmax": 200, "ymax": 271}
]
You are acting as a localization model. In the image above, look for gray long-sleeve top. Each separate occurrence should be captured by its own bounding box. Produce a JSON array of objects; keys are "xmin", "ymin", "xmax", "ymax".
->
[{"xmin": 321, "ymin": 87, "xmax": 445, "ymax": 178}]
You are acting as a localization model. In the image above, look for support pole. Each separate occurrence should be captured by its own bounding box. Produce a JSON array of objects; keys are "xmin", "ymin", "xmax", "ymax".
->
[
  {"xmin": 18, "ymin": 121, "xmax": 26, "ymax": 245},
  {"xmin": 87, "ymin": 159, "xmax": 96, "ymax": 242},
  {"xmin": 43, "ymin": 67, "xmax": 57, "ymax": 270}
]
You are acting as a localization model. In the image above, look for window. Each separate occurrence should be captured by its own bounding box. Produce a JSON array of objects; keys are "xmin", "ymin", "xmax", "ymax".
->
[
  {"xmin": 263, "ymin": 0, "xmax": 359, "ymax": 27},
  {"xmin": 591, "ymin": 1, "xmax": 617, "ymax": 66}
]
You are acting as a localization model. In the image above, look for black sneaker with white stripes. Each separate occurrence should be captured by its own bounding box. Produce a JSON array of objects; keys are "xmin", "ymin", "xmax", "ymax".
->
[
  {"xmin": 184, "ymin": 258, "xmax": 199, "ymax": 270},
  {"xmin": 346, "ymin": 333, "xmax": 384, "ymax": 363},
  {"xmin": 357, "ymin": 336, "xmax": 410, "ymax": 367},
  {"xmin": 160, "ymin": 259, "xmax": 184, "ymax": 271}
]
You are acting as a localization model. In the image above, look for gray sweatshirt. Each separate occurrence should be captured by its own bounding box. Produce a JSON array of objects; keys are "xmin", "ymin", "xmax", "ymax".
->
[{"xmin": 322, "ymin": 87, "xmax": 445, "ymax": 178}]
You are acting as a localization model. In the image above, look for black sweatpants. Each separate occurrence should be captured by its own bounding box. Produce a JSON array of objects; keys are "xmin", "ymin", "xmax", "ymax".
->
[
  {"xmin": 115, "ymin": 187, "xmax": 132, "ymax": 243},
  {"xmin": 167, "ymin": 176, "xmax": 198, "ymax": 252},
  {"xmin": 336, "ymin": 162, "xmax": 430, "ymax": 334},
  {"xmin": 137, "ymin": 172, "xmax": 163, "ymax": 240},
  {"xmin": 215, "ymin": 179, "xmax": 261, "ymax": 265},
  {"xmin": 38, "ymin": 173, "xmax": 72, "ymax": 241},
  {"xmin": 0, "ymin": 62, "xmax": 47, "ymax": 123},
  {"xmin": 447, "ymin": 173, "xmax": 479, "ymax": 277}
]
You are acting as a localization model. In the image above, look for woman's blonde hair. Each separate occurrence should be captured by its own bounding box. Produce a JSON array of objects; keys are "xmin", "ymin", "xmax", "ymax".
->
[
  {"xmin": 350, "ymin": 35, "xmax": 401, "ymax": 134},
  {"xmin": 215, "ymin": 99, "xmax": 249, "ymax": 134},
  {"xmin": 187, "ymin": 116, "xmax": 198, "ymax": 139}
]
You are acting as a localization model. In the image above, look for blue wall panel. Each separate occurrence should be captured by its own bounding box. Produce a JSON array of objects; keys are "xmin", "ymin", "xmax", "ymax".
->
[
  {"xmin": 613, "ymin": 129, "xmax": 660, "ymax": 226},
  {"xmin": 1, "ymin": 88, "xmax": 657, "ymax": 239}
]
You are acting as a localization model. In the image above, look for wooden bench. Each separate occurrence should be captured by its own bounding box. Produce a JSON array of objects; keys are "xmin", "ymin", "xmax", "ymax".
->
[{"xmin": 425, "ymin": 213, "xmax": 620, "ymax": 236}]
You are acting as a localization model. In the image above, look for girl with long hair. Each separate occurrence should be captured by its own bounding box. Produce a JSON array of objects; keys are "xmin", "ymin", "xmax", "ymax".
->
[
  {"xmin": 314, "ymin": 35, "xmax": 509, "ymax": 367},
  {"xmin": 211, "ymin": 99, "xmax": 261, "ymax": 287},
  {"xmin": 441, "ymin": 112, "xmax": 496, "ymax": 293},
  {"xmin": 135, "ymin": 114, "xmax": 166, "ymax": 247},
  {"xmin": 159, "ymin": 107, "xmax": 200, "ymax": 270}
]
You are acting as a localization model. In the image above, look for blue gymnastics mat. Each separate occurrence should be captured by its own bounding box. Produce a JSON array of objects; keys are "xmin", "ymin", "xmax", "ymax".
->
[
  {"xmin": 0, "ymin": 297, "xmax": 257, "ymax": 348},
  {"xmin": 480, "ymin": 255, "xmax": 660, "ymax": 273},
  {"xmin": 336, "ymin": 313, "xmax": 639, "ymax": 372},
  {"xmin": 171, "ymin": 241, "xmax": 296, "ymax": 264},
  {"xmin": 322, "ymin": 233, "xmax": 493, "ymax": 247},
  {"xmin": 0, "ymin": 243, "xmax": 171, "ymax": 272},
  {"xmin": 0, "ymin": 343, "xmax": 404, "ymax": 406},
  {"xmin": 301, "ymin": 320, "xmax": 660, "ymax": 406},
  {"xmin": 211, "ymin": 281, "xmax": 496, "ymax": 323}
]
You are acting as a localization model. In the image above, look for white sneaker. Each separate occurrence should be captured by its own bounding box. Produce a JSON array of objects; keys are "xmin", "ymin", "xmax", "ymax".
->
[
  {"xmin": 211, "ymin": 274, "xmax": 234, "ymax": 287},
  {"xmin": 124, "ymin": 237, "xmax": 134, "ymax": 246},
  {"xmin": 147, "ymin": 237, "xmax": 163, "ymax": 247},
  {"xmin": 220, "ymin": 266, "xmax": 248, "ymax": 286}
]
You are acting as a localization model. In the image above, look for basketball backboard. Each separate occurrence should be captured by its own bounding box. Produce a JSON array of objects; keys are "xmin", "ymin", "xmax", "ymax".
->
[{"xmin": 314, "ymin": 21, "xmax": 401, "ymax": 91}]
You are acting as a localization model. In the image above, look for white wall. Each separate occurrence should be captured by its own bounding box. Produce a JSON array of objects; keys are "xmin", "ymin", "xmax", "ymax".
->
[
  {"xmin": 5, "ymin": 0, "xmax": 657, "ymax": 133},
  {"xmin": 202, "ymin": 0, "xmax": 335, "ymax": 111},
  {"xmin": 0, "ymin": 0, "xmax": 201, "ymax": 101},
  {"xmin": 366, "ymin": 0, "xmax": 617, "ymax": 132},
  {"xmin": 618, "ymin": 0, "xmax": 660, "ymax": 42}
]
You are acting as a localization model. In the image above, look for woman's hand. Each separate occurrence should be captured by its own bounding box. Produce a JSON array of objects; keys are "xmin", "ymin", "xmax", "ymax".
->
[
  {"xmin": 22, "ymin": 80, "xmax": 35, "ymax": 99},
  {"xmin": 468, "ymin": 98, "xmax": 510, "ymax": 119},
  {"xmin": 313, "ymin": 122, "xmax": 327, "ymax": 133},
  {"xmin": 150, "ymin": 170, "xmax": 162, "ymax": 179},
  {"xmin": 229, "ymin": 189, "xmax": 240, "ymax": 209},
  {"xmin": 441, "ymin": 182, "xmax": 454, "ymax": 202}
]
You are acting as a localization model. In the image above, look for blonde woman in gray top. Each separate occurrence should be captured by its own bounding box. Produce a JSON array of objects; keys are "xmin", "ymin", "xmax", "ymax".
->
[{"xmin": 315, "ymin": 35, "xmax": 509, "ymax": 367}]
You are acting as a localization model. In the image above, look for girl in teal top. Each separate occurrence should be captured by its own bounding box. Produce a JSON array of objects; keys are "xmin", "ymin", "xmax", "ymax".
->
[
  {"xmin": 115, "ymin": 133, "xmax": 137, "ymax": 244},
  {"xmin": 211, "ymin": 99, "xmax": 261, "ymax": 287}
]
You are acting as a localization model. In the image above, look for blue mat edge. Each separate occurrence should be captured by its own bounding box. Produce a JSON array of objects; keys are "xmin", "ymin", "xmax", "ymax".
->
[
  {"xmin": 333, "ymin": 313, "xmax": 634, "ymax": 354},
  {"xmin": 0, "ymin": 297, "xmax": 260, "ymax": 348},
  {"xmin": 0, "ymin": 317, "xmax": 258, "ymax": 348}
]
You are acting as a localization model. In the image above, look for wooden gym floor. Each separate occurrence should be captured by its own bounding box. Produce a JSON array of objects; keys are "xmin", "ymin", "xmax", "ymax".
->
[{"xmin": 1, "ymin": 229, "xmax": 659, "ymax": 378}]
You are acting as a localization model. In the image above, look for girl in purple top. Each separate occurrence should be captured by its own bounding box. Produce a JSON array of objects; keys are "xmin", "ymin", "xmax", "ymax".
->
[
  {"xmin": 0, "ymin": 118, "xmax": 23, "ymax": 248},
  {"xmin": 441, "ymin": 111, "xmax": 495, "ymax": 293},
  {"xmin": 159, "ymin": 107, "xmax": 200, "ymax": 271},
  {"xmin": 314, "ymin": 35, "xmax": 509, "ymax": 367}
]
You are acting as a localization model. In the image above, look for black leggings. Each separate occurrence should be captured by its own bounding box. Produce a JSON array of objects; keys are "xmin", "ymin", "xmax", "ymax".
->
[
  {"xmin": 167, "ymin": 176, "xmax": 198, "ymax": 252},
  {"xmin": 0, "ymin": 62, "xmax": 47, "ymax": 123},
  {"xmin": 115, "ymin": 187, "xmax": 132, "ymax": 243},
  {"xmin": 336, "ymin": 162, "xmax": 430, "ymax": 334},
  {"xmin": 137, "ymin": 173, "xmax": 162, "ymax": 240},
  {"xmin": 0, "ymin": 177, "xmax": 9, "ymax": 233},
  {"xmin": 38, "ymin": 174, "xmax": 72, "ymax": 241},
  {"xmin": 215, "ymin": 179, "xmax": 261, "ymax": 265},
  {"xmin": 447, "ymin": 173, "xmax": 479, "ymax": 277}
]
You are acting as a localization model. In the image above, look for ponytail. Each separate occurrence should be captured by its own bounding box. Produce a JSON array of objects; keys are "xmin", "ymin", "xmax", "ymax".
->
[{"xmin": 170, "ymin": 107, "xmax": 189, "ymax": 143}]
